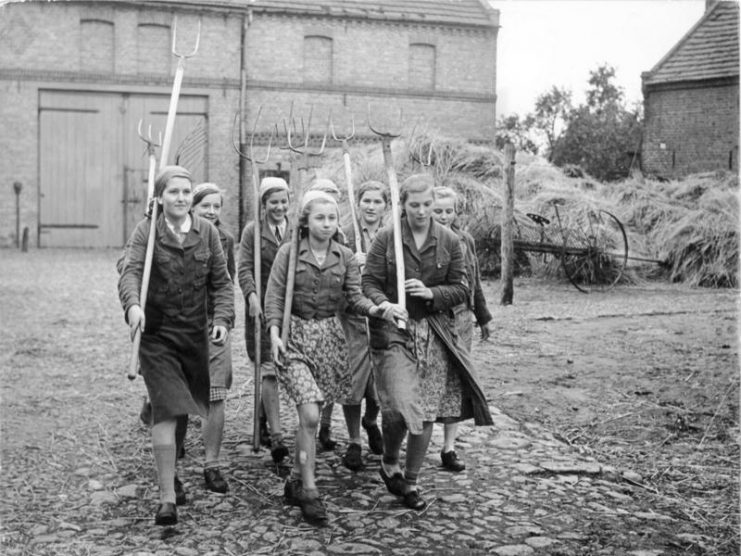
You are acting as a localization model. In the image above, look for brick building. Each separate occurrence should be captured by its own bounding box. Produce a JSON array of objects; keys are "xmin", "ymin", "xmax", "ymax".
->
[
  {"xmin": 0, "ymin": 0, "xmax": 499, "ymax": 248},
  {"xmin": 641, "ymin": 0, "xmax": 739, "ymax": 179}
]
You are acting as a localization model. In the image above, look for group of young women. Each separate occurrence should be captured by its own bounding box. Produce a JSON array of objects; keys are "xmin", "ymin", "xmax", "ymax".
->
[{"xmin": 118, "ymin": 165, "xmax": 493, "ymax": 527}]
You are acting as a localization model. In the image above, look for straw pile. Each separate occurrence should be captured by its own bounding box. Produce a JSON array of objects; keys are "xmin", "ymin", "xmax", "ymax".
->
[{"xmin": 316, "ymin": 133, "xmax": 739, "ymax": 288}]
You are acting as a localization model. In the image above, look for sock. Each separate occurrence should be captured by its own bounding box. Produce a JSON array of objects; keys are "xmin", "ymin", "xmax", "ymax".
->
[
  {"xmin": 270, "ymin": 432, "xmax": 284, "ymax": 446},
  {"xmin": 204, "ymin": 459, "xmax": 219, "ymax": 470},
  {"xmin": 153, "ymin": 444, "xmax": 177, "ymax": 504}
]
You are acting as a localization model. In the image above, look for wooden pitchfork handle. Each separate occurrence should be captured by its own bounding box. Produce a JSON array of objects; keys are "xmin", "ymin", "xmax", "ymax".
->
[
  {"xmin": 127, "ymin": 17, "xmax": 200, "ymax": 380},
  {"xmin": 340, "ymin": 139, "xmax": 363, "ymax": 254},
  {"xmin": 379, "ymin": 139, "xmax": 406, "ymax": 329}
]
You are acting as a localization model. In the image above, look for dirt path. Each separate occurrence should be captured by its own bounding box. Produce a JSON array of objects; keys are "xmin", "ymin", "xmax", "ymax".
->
[{"xmin": 0, "ymin": 250, "xmax": 737, "ymax": 555}]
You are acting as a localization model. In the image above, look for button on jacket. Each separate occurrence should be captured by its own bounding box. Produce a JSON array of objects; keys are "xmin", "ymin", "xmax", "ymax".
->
[
  {"xmin": 264, "ymin": 236, "xmax": 375, "ymax": 331},
  {"xmin": 362, "ymin": 218, "xmax": 469, "ymax": 320},
  {"xmin": 118, "ymin": 214, "xmax": 234, "ymax": 330}
]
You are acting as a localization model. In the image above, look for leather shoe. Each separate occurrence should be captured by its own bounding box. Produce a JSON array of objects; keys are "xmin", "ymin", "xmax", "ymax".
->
[
  {"xmin": 379, "ymin": 466, "xmax": 406, "ymax": 496},
  {"xmin": 362, "ymin": 419, "xmax": 384, "ymax": 455},
  {"xmin": 204, "ymin": 467, "xmax": 228, "ymax": 493},
  {"xmin": 284, "ymin": 478, "xmax": 302, "ymax": 506},
  {"xmin": 342, "ymin": 443, "xmax": 363, "ymax": 472},
  {"xmin": 154, "ymin": 502, "xmax": 177, "ymax": 526},
  {"xmin": 441, "ymin": 450, "xmax": 466, "ymax": 472},
  {"xmin": 318, "ymin": 425, "xmax": 337, "ymax": 451},
  {"xmin": 297, "ymin": 491, "xmax": 328, "ymax": 526},
  {"xmin": 174, "ymin": 475, "xmax": 187, "ymax": 506},
  {"xmin": 271, "ymin": 440, "xmax": 289, "ymax": 464},
  {"xmin": 403, "ymin": 489, "xmax": 427, "ymax": 511}
]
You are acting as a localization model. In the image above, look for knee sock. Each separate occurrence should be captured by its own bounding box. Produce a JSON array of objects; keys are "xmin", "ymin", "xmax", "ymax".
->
[
  {"xmin": 404, "ymin": 425, "xmax": 433, "ymax": 490},
  {"xmin": 381, "ymin": 416, "xmax": 406, "ymax": 467},
  {"xmin": 175, "ymin": 415, "xmax": 188, "ymax": 457},
  {"xmin": 153, "ymin": 444, "xmax": 177, "ymax": 504},
  {"xmin": 363, "ymin": 396, "xmax": 380, "ymax": 425}
]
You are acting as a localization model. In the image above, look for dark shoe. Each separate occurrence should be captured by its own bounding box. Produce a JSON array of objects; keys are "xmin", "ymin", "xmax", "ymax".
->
[
  {"xmin": 139, "ymin": 399, "xmax": 152, "ymax": 426},
  {"xmin": 379, "ymin": 466, "xmax": 406, "ymax": 496},
  {"xmin": 284, "ymin": 478, "xmax": 302, "ymax": 506},
  {"xmin": 403, "ymin": 489, "xmax": 427, "ymax": 511},
  {"xmin": 297, "ymin": 491, "xmax": 328, "ymax": 526},
  {"xmin": 177, "ymin": 445, "xmax": 186, "ymax": 459},
  {"xmin": 271, "ymin": 440, "xmax": 289, "ymax": 464},
  {"xmin": 441, "ymin": 450, "xmax": 466, "ymax": 472},
  {"xmin": 203, "ymin": 467, "xmax": 228, "ymax": 494},
  {"xmin": 174, "ymin": 475, "xmax": 187, "ymax": 506},
  {"xmin": 259, "ymin": 417, "xmax": 272, "ymax": 448},
  {"xmin": 154, "ymin": 502, "xmax": 177, "ymax": 526},
  {"xmin": 362, "ymin": 419, "xmax": 384, "ymax": 455},
  {"xmin": 318, "ymin": 425, "xmax": 337, "ymax": 451},
  {"xmin": 342, "ymin": 443, "xmax": 363, "ymax": 472}
]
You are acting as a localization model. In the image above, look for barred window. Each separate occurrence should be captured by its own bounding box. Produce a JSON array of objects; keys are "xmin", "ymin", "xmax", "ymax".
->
[
  {"xmin": 303, "ymin": 35, "xmax": 333, "ymax": 84},
  {"xmin": 409, "ymin": 43, "xmax": 436, "ymax": 90},
  {"xmin": 80, "ymin": 20, "xmax": 114, "ymax": 73},
  {"xmin": 137, "ymin": 23, "xmax": 170, "ymax": 75}
]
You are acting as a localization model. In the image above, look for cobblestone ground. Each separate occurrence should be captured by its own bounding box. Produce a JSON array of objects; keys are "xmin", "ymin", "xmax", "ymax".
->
[{"xmin": 0, "ymin": 250, "xmax": 737, "ymax": 555}]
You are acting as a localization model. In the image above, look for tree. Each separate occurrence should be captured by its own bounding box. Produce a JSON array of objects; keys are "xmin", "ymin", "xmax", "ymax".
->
[
  {"xmin": 550, "ymin": 64, "xmax": 642, "ymax": 181},
  {"xmin": 528, "ymin": 86, "xmax": 573, "ymax": 161},
  {"xmin": 495, "ymin": 114, "xmax": 538, "ymax": 154}
]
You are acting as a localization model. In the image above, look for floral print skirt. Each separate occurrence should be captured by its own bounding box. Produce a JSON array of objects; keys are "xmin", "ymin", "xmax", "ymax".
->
[{"xmin": 277, "ymin": 314, "xmax": 352, "ymax": 406}]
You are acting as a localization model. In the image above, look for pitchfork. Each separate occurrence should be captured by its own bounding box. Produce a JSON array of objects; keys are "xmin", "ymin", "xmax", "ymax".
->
[
  {"xmin": 368, "ymin": 105, "xmax": 406, "ymax": 329},
  {"xmin": 232, "ymin": 106, "xmax": 274, "ymax": 452},
  {"xmin": 279, "ymin": 104, "xmax": 328, "ymax": 354},
  {"xmin": 127, "ymin": 121, "xmax": 161, "ymax": 379},
  {"xmin": 330, "ymin": 113, "xmax": 362, "ymax": 254},
  {"xmin": 127, "ymin": 18, "xmax": 201, "ymax": 380}
]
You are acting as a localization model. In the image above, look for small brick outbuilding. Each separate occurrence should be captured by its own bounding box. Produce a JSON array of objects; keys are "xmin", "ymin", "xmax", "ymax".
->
[{"xmin": 641, "ymin": 0, "xmax": 739, "ymax": 179}]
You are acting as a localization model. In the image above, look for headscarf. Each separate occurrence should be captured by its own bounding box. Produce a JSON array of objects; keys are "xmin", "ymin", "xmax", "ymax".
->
[
  {"xmin": 307, "ymin": 178, "xmax": 340, "ymax": 199},
  {"xmin": 154, "ymin": 165, "xmax": 192, "ymax": 198},
  {"xmin": 192, "ymin": 182, "xmax": 222, "ymax": 207},
  {"xmin": 259, "ymin": 176, "xmax": 289, "ymax": 203},
  {"xmin": 300, "ymin": 190, "xmax": 337, "ymax": 215}
]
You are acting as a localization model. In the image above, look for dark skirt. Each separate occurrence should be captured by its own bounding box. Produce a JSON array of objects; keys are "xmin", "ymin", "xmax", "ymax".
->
[{"xmin": 140, "ymin": 316, "xmax": 210, "ymax": 424}]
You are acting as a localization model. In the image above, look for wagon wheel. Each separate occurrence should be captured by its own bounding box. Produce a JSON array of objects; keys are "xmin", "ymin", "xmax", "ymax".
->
[{"xmin": 558, "ymin": 209, "xmax": 628, "ymax": 293}]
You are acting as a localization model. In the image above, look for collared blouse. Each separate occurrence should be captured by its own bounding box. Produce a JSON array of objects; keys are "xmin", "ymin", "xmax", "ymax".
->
[{"xmin": 264, "ymin": 236, "xmax": 376, "ymax": 331}]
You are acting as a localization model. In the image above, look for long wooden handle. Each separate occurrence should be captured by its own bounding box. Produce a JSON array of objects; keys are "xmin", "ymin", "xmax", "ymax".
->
[
  {"xmin": 380, "ymin": 140, "xmax": 406, "ymax": 330},
  {"xmin": 279, "ymin": 225, "xmax": 299, "ymax": 348},
  {"xmin": 127, "ymin": 200, "xmax": 158, "ymax": 379},
  {"xmin": 341, "ymin": 143, "xmax": 362, "ymax": 254},
  {"xmin": 251, "ymin": 165, "xmax": 263, "ymax": 452}
]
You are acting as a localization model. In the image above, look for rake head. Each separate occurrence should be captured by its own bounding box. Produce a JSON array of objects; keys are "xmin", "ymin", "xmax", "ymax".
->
[{"xmin": 232, "ymin": 106, "xmax": 274, "ymax": 164}]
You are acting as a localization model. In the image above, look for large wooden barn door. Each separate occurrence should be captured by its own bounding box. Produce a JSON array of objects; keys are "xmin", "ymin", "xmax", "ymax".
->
[{"xmin": 39, "ymin": 91, "xmax": 207, "ymax": 248}]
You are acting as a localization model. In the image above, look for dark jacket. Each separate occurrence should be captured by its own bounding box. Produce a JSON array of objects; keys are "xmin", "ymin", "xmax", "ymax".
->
[
  {"xmin": 237, "ymin": 218, "xmax": 288, "ymax": 303},
  {"xmin": 454, "ymin": 226, "xmax": 492, "ymax": 326},
  {"xmin": 118, "ymin": 213, "xmax": 234, "ymax": 330},
  {"xmin": 362, "ymin": 218, "xmax": 469, "ymax": 320}
]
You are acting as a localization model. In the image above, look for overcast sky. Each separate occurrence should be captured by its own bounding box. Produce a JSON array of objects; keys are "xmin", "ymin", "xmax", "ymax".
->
[{"xmin": 494, "ymin": 0, "xmax": 707, "ymax": 117}]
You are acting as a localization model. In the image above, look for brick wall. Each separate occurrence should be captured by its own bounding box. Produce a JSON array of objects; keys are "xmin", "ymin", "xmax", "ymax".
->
[
  {"xmin": 642, "ymin": 81, "xmax": 739, "ymax": 178},
  {"xmin": 0, "ymin": 1, "xmax": 497, "ymax": 248}
]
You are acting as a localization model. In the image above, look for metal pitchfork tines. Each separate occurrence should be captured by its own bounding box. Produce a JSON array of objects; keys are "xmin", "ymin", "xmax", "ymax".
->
[
  {"xmin": 231, "ymin": 106, "xmax": 275, "ymax": 165},
  {"xmin": 137, "ymin": 120, "xmax": 162, "ymax": 218},
  {"xmin": 408, "ymin": 119, "xmax": 434, "ymax": 168},
  {"xmin": 368, "ymin": 104, "xmax": 407, "ymax": 329},
  {"xmin": 284, "ymin": 103, "xmax": 329, "ymax": 177},
  {"xmin": 159, "ymin": 17, "xmax": 201, "ymax": 166},
  {"xmin": 330, "ymin": 112, "xmax": 363, "ymax": 254}
]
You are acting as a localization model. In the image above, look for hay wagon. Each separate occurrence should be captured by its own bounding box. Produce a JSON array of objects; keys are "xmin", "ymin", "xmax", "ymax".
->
[{"xmin": 513, "ymin": 203, "xmax": 630, "ymax": 293}]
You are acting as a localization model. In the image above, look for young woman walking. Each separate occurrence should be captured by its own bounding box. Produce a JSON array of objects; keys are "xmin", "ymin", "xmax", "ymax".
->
[
  {"xmin": 264, "ymin": 190, "xmax": 404, "ymax": 525},
  {"xmin": 237, "ymin": 177, "xmax": 291, "ymax": 465},
  {"xmin": 361, "ymin": 174, "xmax": 492, "ymax": 511},
  {"xmin": 119, "ymin": 166, "xmax": 234, "ymax": 525},
  {"xmin": 431, "ymin": 186, "xmax": 493, "ymax": 472}
]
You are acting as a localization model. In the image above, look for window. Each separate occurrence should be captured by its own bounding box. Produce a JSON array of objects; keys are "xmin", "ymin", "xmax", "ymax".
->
[
  {"xmin": 137, "ymin": 23, "xmax": 170, "ymax": 74},
  {"xmin": 409, "ymin": 43, "xmax": 436, "ymax": 90},
  {"xmin": 303, "ymin": 36, "xmax": 333, "ymax": 84},
  {"xmin": 80, "ymin": 20, "xmax": 114, "ymax": 73}
]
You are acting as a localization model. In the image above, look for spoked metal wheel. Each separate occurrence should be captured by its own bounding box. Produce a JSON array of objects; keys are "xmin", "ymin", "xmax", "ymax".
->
[{"xmin": 557, "ymin": 209, "xmax": 629, "ymax": 293}]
